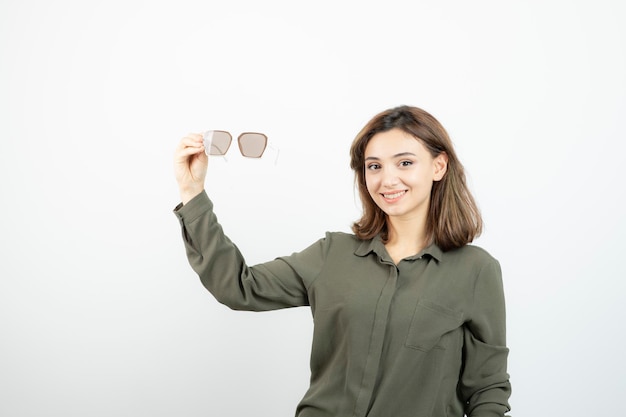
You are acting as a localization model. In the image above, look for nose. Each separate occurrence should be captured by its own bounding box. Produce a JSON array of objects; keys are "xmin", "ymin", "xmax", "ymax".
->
[{"xmin": 381, "ymin": 166, "xmax": 400, "ymax": 187}]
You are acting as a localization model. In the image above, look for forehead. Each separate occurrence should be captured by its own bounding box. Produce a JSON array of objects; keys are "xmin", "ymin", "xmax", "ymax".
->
[{"xmin": 364, "ymin": 128, "xmax": 427, "ymax": 157}]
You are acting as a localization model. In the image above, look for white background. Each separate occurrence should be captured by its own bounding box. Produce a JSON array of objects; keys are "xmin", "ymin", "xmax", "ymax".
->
[{"xmin": 1, "ymin": 0, "xmax": 625, "ymax": 416}]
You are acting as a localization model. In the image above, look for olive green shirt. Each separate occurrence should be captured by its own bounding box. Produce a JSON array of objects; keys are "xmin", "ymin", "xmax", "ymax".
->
[{"xmin": 174, "ymin": 191, "xmax": 511, "ymax": 417}]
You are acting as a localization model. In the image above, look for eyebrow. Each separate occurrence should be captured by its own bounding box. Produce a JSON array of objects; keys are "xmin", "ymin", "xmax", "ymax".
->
[{"xmin": 365, "ymin": 152, "xmax": 417, "ymax": 161}]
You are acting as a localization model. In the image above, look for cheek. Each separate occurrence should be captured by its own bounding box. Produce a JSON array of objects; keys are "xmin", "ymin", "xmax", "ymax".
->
[{"xmin": 364, "ymin": 173, "xmax": 377, "ymax": 194}]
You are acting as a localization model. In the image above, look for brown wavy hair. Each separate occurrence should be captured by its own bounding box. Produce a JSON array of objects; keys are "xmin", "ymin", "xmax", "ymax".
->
[{"xmin": 350, "ymin": 105, "xmax": 482, "ymax": 251}]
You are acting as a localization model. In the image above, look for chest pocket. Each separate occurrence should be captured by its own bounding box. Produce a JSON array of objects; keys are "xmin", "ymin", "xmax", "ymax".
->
[{"xmin": 405, "ymin": 299, "xmax": 464, "ymax": 352}]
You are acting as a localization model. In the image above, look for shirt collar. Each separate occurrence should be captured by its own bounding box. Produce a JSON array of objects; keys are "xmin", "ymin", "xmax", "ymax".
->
[{"xmin": 354, "ymin": 235, "xmax": 443, "ymax": 262}]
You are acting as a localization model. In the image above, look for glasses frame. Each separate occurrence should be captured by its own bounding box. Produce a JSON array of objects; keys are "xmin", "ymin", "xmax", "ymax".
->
[{"xmin": 203, "ymin": 130, "xmax": 279, "ymax": 164}]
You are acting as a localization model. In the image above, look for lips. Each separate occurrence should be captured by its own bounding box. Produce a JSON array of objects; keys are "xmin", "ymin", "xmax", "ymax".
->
[{"xmin": 381, "ymin": 190, "xmax": 407, "ymax": 200}]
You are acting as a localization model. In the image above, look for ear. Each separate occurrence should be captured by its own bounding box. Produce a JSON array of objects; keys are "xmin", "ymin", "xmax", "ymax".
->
[{"xmin": 433, "ymin": 152, "xmax": 448, "ymax": 181}]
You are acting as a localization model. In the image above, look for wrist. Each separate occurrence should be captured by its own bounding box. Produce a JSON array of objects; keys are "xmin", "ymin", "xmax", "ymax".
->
[{"xmin": 179, "ymin": 186, "xmax": 204, "ymax": 205}]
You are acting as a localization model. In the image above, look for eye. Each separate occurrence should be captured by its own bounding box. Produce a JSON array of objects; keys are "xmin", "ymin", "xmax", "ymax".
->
[
  {"xmin": 399, "ymin": 160, "xmax": 413, "ymax": 167},
  {"xmin": 367, "ymin": 163, "xmax": 381, "ymax": 171}
]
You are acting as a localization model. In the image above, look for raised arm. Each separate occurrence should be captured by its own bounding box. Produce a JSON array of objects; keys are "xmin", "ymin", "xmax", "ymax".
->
[{"xmin": 173, "ymin": 133, "xmax": 315, "ymax": 311}]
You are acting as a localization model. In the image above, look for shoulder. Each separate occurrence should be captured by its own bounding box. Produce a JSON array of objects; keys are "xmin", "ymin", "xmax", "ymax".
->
[
  {"xmin": 324, "ymin": 231, "xmax": 359, "ymax": 242},
  {"xmin": 310, "ymin": 231, "xmax": 375, "ymax": 259},
  {"xmin": 284, "ymin": 232, "xmax": 363, "ymax": 270},
  {"xmin": 440, "ymin": 244, "xmax": 500, "ymax": 272},
  {"xmin": 320, "ymin": 231, "xmax": 362, "ymax": 250},
  {"xmin": 437, "ymin": 246, "xmax": 505, "ymax": 303}
]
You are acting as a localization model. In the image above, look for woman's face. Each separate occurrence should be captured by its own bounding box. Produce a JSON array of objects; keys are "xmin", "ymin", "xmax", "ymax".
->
[{"xmin": 364, "ymin": 128, "xmax": 447, "ymax": 222}]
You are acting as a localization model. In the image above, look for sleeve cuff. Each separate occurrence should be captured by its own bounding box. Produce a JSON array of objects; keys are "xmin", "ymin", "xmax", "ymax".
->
[{"xmin": 173, "ymin": 190, "xmax": 213, "ymax": 224}]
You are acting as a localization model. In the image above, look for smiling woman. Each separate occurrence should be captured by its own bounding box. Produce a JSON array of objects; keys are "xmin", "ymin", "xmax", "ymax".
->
[
  {"xmin": 362, "ymin": 129, "xmax": 449, "ymax": 261},
  {"xmin": 173, "ymin": 105, "xmax": 511, "ymax": 417},
  {"xmin": 350, "ymin": 106, "xmax": 483, "ymax": 253}
]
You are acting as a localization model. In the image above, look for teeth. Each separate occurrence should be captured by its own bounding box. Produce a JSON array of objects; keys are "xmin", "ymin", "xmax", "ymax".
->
[{"xmin": 383, "ymin": 191, "xmax": 406, "ymax": 199}]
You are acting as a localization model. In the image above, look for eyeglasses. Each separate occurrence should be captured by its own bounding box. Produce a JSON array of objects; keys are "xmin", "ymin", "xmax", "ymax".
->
[
  {"xmin": 203, "ymin": 130, "xmax": 268, "ymax": 157},
  {"xmin": 204, "ymin": 130, "xmax": 280, "ymax": 164}
]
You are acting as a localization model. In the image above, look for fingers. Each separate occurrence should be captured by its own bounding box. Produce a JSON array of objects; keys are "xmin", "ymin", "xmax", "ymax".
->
[
  {"xmin": 174, "ymin": 132, "xmax": 209, "ymax": 193},
  {"xmin": 178, "ymin": 132, "xmax": 204, "ymax": 149},
  {"xmin": 175, "ymin": 133, "xmax": 205, "ymax": 159}
]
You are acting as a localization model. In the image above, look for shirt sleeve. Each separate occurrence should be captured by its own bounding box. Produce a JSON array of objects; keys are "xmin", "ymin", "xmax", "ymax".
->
[
  {"xmin": 461, "ymin": 258, "xmax": 512, "ymax": 417},
  {"xmin": 173, "ymin": 191, "xmax": 319, "ymax": 311}
]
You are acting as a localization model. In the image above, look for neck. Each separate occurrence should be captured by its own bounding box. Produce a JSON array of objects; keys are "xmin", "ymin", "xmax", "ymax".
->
[{"xmin": 386, "ymin": 214, "xmax": 429, "ymax": 255}]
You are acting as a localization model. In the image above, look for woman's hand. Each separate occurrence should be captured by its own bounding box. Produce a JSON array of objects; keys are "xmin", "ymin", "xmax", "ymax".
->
[{"xmin": 174, "ymin": 133, "xmax": 208, "ymax": 205}]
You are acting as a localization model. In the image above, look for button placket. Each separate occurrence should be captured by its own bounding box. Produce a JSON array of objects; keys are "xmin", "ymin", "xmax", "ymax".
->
[{"xmin": 352, "ymin": 265, "xmax": 398, "ymax": 417}]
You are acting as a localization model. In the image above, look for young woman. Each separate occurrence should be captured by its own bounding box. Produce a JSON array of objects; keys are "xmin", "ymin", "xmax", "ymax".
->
[{"xmin": 173, "ymin": 105, "xmax": 512, "ymax": 417}]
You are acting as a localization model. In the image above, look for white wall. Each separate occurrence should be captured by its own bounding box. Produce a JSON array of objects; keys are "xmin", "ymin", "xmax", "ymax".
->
[{"xmin": 1, "ymin": 0, "xmax": 624, "ymax": 416}]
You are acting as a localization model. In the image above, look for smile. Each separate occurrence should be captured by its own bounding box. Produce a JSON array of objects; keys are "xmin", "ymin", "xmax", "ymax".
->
[{"xmin": 381, "ymin": 190, "xmax": 407, "ymax": 200}]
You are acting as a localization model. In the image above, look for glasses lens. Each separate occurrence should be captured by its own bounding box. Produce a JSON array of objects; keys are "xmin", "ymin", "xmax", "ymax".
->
[
  {"xmin": 206, "ymin": 130, "xmax": 232, "ymax": 155},
  {"xmin": 238, "ymin": 133, "xmax": 267, "ymax": 158}
]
